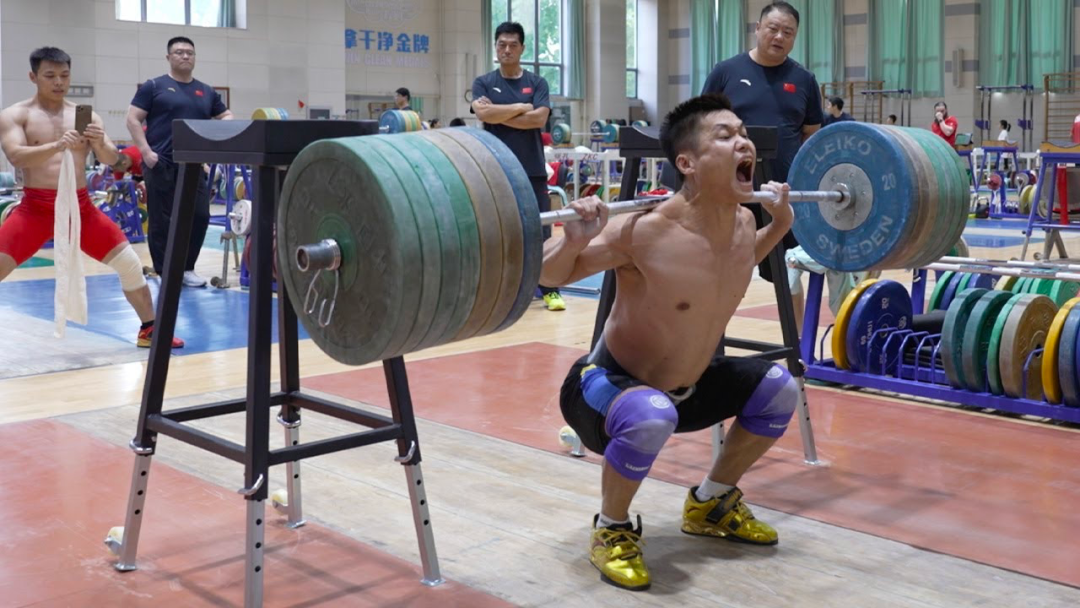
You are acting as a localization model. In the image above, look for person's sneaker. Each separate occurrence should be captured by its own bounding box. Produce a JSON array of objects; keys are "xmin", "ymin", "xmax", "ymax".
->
[
  {"xmin": 681, "ymin": 486, "xmax": 778, "ymax": 545},
  {"xmin": 183, "ymin": 270, "xmax": 207, "ymax": 287},
  {"xmin": 542, "ymin": 292, "xmax": 566, "ymax": 311},
  {"xmin": 137, "ymin": 325, "xmax": 185, "ymax": 349},
  {"xmin": 589, "ymin": 515, "xmax": 650, "ymax": 591}
]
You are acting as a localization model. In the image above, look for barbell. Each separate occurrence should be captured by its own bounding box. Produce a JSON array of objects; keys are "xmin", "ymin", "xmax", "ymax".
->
[{"xmin": 277, "ymin": 122, "xmax": 968, "ymax": 366}]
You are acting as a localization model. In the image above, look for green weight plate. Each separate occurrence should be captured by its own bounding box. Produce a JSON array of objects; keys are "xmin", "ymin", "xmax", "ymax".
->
[
  {"xmin": 874, "ymin": 127, "xmax": 932, "ymax": 269},
  {"xmin": 961, "ymin": 290, "xmax": 1016, "ymax": 392},
  {"xmin": 362, "ymin": 136, "xmax": 445, "ymax": 357},
  {"xmin": 999, "ymin": 294, "xmax": 1058, "ymax": 399},
  {"xmin": 419, "ymin": 131, "xmax": 505, "ymax": 341},
  {"xmin": 1014, "ymin": 277, "xmax": 1031, "ymax": 293},
  {"xmin": 277, "ymin": 137, "xmax": 423, "ymax": 366},
  {"xmin": 1042, "ymin": 297, "xmax": 1080, "ymax": 404},
  {"xmin": 907, "ymin": 128, "xmax": 963, "ymax": 267},
  {"xmin": 918, "ymin": 128, "xmax": 971, "ymax": 259},
  {"xmin": 424, "ymin": 129, "xmax": 523, "ymax": 338},
  {"xmin": 987, "ymin": 293, "xmax": 1026, "ymax": 395},
  {"xmin": 369, "ymin": 135, "xmax": 463, "ymax": 353},
  {"xmin": 454, "ymin": 127, "xmax": 543, "ymax": 332},
  {"xmin": 1049, "ymin": 279, "xmax": 1080, "ymax": 307},
  {"xmin": 433, "ymin": 128, "xmax": 525, "ymax": 337},
  {"xmin": 941, "ymin": 287, "xmax": 989, "ymax": 389},
  {"xmin": 955, "ymin": 272, "xmax": 974, "ymax": 294},
  {"xmin": 1030, "ymin": 277, "xmax": 1055, "ymax": 297},
  {"xmin": 897, "ymin": 127, "xmax": 947, "ymax": 269},
  {"xmin": 929, "ymin": 271, "xmax": 955, "ymax": 311},
  {"xmin": 925, "ymin": 127, "xmax": 970, "ymax": 267},
  {"xmin": 402, "ymin": 134, "xmax": 482, "ymax": 346}
]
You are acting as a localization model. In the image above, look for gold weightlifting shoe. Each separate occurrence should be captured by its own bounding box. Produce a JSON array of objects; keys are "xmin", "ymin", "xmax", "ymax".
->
[
  {"xmin": 681, "ymin": 486, "xmax": 778, "ymax": 545},
  {"xmin": 589, "ymin": 515, "xmax": 650, "ymax": 591}
]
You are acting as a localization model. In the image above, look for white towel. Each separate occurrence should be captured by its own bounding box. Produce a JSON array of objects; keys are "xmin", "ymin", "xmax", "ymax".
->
[{"xmin": 53, "ymin": 149, "xmax": 87, "ymax": 337}]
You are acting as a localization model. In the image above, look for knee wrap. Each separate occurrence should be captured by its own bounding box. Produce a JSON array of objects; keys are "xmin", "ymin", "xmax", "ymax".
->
[
  {"xmin": 107, "ymin": 246, "xmax": 147, "ymax": 291},
  {"xmin": 737, "ymin": 365, "xmax": 798, "ymax": 438},
  {"xmin": 604, "ymin": 389, "xmax": 678, "ymax": 481}
]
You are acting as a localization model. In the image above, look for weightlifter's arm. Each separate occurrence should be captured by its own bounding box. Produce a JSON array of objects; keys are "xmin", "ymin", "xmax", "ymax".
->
[
  {"xmin": 753, "ymin": 181, "xmax": 793, "ymax": 265},
  {"xmin": 541, "ymin": 197, "xmax": 631, "ymax": 287},
  {"xmin": 0, "ymin": 108, "xmax": 71, "ymax": 169}
]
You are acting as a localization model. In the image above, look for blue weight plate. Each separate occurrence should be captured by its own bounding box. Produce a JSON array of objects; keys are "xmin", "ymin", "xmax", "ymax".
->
[
  {"xmin": 1061, "ymin": 306, "xmax": 1080, "ymax": 407},
  {"xmin": 789, "ymin": 122, "xmax": 917, "ymax": 271},
  {"xmin": 939, "ymin": 272, "xmax": 967, "ymax": 312},
  {"xmin": 379, "ymin": 110, "xmax": 414, "ymax": 134},
  {"xmin": 845, "ymin": 279, "xmax": 913, "ymax": 372},
  {"xmin": 453, "ymin": 128, "xmax": 543, "ymax": 332},
  {"xmin": 966, "ymin": 273, "xmax": 997, "ymax": 290}
]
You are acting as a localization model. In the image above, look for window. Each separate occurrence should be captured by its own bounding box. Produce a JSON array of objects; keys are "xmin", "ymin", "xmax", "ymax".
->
[
  {"xmin": 491, "ymin": 0, "xmax": 564, "ymax": 96},
  {"xmin": 626, "ymin": 0, "xmax": 637, "ymax": 98},
  {"xmin": 117, "ymin": 0, "xmax": 241, "ymax": 28}
]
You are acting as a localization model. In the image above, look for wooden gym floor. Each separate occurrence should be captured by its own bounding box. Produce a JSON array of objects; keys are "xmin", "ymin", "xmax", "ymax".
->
[{"xmin": 2, "ymin": 218, "xmax": 1080, "ymax": 607}]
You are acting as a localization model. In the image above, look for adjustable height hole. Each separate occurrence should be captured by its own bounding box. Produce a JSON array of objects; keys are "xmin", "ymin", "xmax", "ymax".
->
[
  {"xmin": 256, "ymin": 542, "xmax": 262, "ymax": 549},
  {"xmin": 254, "ymin": 566, "xmax": 262, "ymax": 573},
  {"xmin": 134, "ymin": 509, "xmax": 141, "ymax": 515},
  {"xmin": 293, "ymin": 474, "xmax": 299, "ymax": 479},
  {"xmin": 137, "ymin": 490, "xmax": 144, "ymax": 496},
  {"xmin": 423, "ymin": 519, "xmax": 429, "ymax": 526},
  {"xmin": 415, "ymin": 479, "xmax": 422, "ymax": 486},
  {"xmin": 256, "ymin": 518, "xmax": 263, "ymax": 526},
  {"xmin": 420, "ymin": 499, "xmax": 426, "ymax": 506}
]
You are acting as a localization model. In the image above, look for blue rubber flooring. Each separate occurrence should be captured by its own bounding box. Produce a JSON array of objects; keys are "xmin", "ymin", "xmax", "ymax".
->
[
  {"xmin": 962, "ymin": 234, "xmax": 1043, "ymax": 247},
  {"xmin": 0, "ymin": 274, "xmax": 307, "ymax": 355}
]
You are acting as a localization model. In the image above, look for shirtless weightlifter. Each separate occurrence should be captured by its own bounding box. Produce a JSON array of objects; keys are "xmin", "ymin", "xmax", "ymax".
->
[
  {"xmin": 546, "ymin": 94, "xmax": 799, "ymax": 590},
  {"xmin": 0, "ymin": 47, "xmax": 183, "ymax": 348}
]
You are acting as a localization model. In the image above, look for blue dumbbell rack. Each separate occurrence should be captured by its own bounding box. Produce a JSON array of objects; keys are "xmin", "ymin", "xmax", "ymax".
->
[{"xmin": 799, "ymin": 268, "xmax": 1080, "ymax": 424}]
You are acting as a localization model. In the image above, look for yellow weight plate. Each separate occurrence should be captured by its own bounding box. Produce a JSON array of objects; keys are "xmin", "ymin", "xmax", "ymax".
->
[
  {"xmin": 833, "ymin": 278, "xmax": 880, "ymax": 370},
  {"xmin": 1041, "ymin": 297, "xmax": 1080, "ymax": 403},
  {"xmin": 998, "ymin": 276, "xmax": 1019, "ymax": 292}
]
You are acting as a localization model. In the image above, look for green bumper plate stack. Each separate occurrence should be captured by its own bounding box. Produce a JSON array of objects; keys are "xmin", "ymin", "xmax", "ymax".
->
[{"xmin": 960, "ymin": 290, "xmax": 1015, "ymax": 392}]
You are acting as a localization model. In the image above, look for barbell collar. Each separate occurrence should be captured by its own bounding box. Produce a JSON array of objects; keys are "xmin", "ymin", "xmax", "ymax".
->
[
  {"xmin": 539, "ymin": 187, "xmax": 850, "ymax": 227},
  {"xmin": 296, "ymin": 239, "xmax": 341, "ymax": 273}
]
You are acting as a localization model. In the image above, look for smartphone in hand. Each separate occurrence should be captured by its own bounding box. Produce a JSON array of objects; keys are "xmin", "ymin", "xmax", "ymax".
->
[{"xmin": 75, "ymin": 104, "xmax": 92, "ymax": 134}]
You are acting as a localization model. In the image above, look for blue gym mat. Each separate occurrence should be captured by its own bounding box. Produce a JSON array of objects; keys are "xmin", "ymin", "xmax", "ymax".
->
[{"xmin": 0, "ymin": 274, "xmax": 308, "ymax": 356}]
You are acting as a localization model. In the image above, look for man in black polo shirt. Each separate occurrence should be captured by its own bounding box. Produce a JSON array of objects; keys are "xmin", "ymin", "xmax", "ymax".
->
[
  {"xmin": 394, "ymin": 87, "xmax": 413, "ymax": 111},
  {"xmin": 471, "ymin": 21, "xmax": 564, "ymax": 311},
  {"xmin": 125, "ymin": 36, "xmax": 232, "ymax": 286},
  {"xmin": 701, "ymin": 1, "xmax": 822, "ymax": 285}
]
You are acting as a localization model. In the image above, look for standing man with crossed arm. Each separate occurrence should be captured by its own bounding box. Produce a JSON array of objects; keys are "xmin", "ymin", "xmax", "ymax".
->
[
  {"xmin": 472, "ymin": 21, "xmax": 566, "ymax": 312},
  {"xmin": 126, "ymin": 36, "xmax": 232, "ymax": 287}
]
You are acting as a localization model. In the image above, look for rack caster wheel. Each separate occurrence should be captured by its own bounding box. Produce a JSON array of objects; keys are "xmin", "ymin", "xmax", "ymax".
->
[
  {"xmin": 558, "ymin": 425, "xmax": 586, "ymax": 457},
  {"xmin": 1034, "ymin": 252, "xmax": 1042, "ymax": 260},
  {"xmin": 104, "ymin": 526, "xmax": 124, "ymax": 556},
  {"xmin": 210, "ymin": 276, "xmax": 228, "ymax": 288},
  {"xmin": 270, "ymin": 488, "xmax": 289, "ymax": 512}
]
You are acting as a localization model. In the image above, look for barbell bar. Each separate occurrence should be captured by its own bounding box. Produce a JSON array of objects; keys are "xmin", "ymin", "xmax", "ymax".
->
[
  {"xmin": 539, "ymin": 187, "xmax": 850, "ymax": 226},
  {"xmin": 277, "ymin": 122, "xmax": 969, "ymax": 367},
  {"xmin": 926, "ymin": 262, "xmax": 1080, "ymax": 283},
  {"xmin": 292, "ymin": 188, "xmax": 856, "ymax": 270}
]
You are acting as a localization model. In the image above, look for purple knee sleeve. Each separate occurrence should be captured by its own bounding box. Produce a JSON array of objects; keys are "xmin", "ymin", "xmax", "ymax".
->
[
  {"xmin": 736, "ymin": 365, "xmax": 798, "ymax": 438},
  {"xmin": 604, "ymin": 390, "xmax": 678, "ymax": 481}
]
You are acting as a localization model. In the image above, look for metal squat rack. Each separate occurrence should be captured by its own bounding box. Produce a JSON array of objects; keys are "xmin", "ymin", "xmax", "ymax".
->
[
  {"xmin": 799, "ymin": 266, "xmax": 1080, "ymax": 425},
  {"xmin": 104, "ymin": 119, "xmax": 444, "ymax": 608}
]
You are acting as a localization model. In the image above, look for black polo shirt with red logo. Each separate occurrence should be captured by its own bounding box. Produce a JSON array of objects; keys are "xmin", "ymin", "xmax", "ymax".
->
[
  {"xmin": 702, "ymin": 53, "xmax": 823, "ymax": 182},
  {"xmin": 131, "ymin": 75, "xmax": 227, "ymax": 162},
  {"xmin": 471, "ymin": 69, "xmax": 550, "ymax": 177}
]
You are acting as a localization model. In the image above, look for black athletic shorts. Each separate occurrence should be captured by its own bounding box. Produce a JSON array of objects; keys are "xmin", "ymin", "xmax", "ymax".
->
[{"xmin": 559, "ymin": 340, "xmax": 778, "ymax": 455}]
